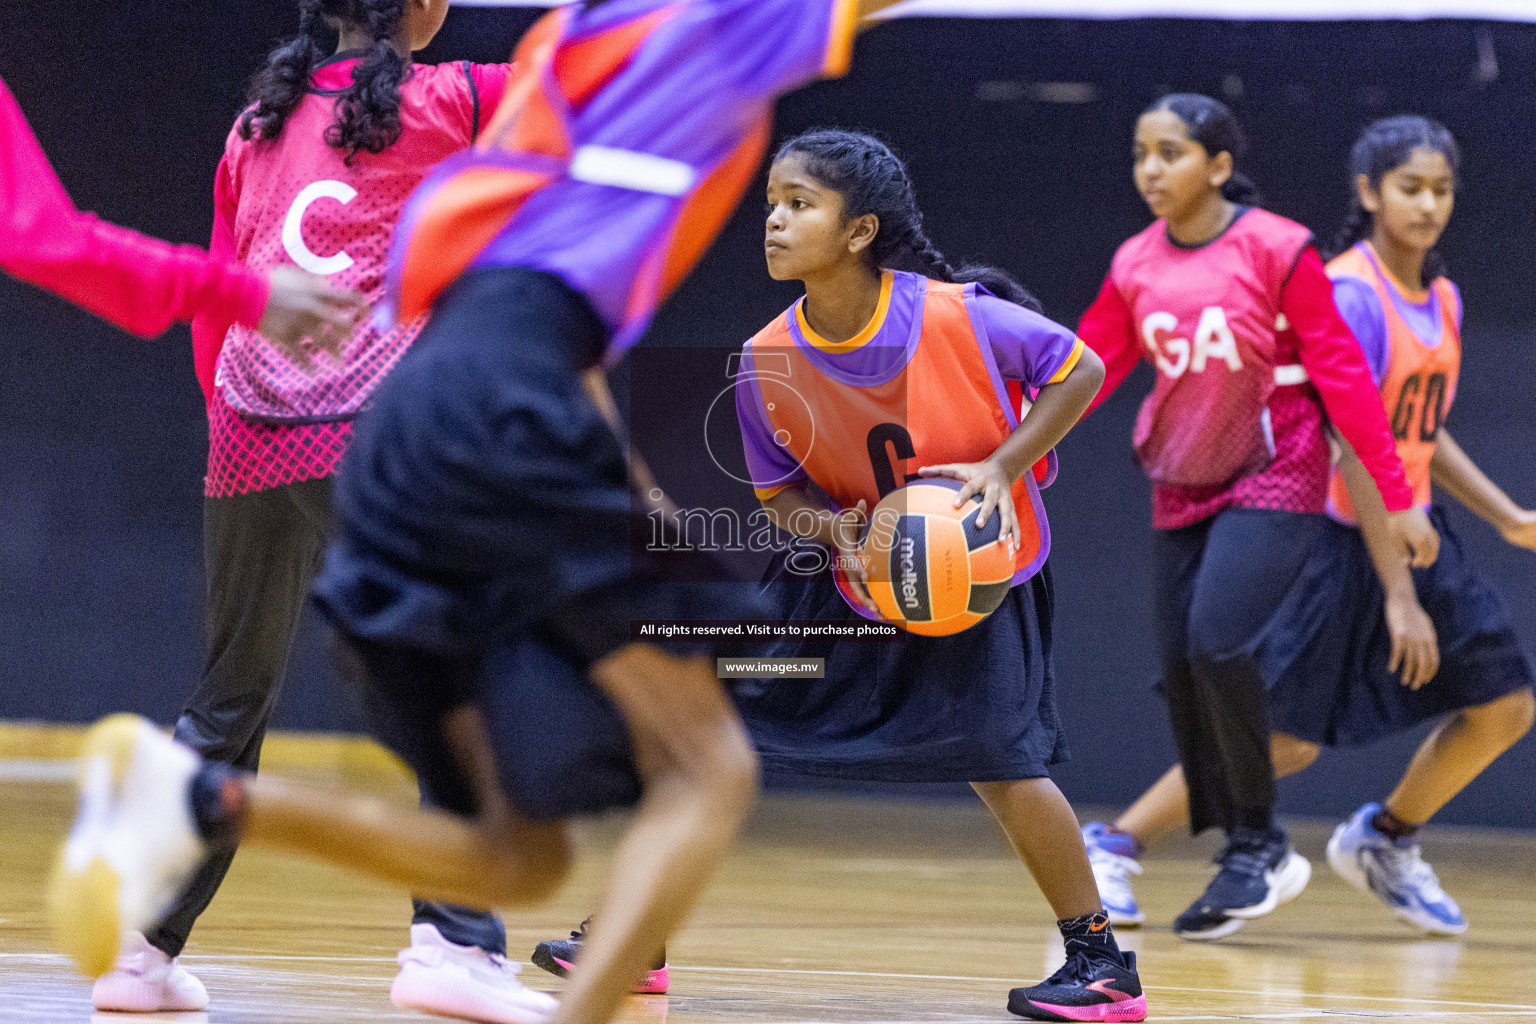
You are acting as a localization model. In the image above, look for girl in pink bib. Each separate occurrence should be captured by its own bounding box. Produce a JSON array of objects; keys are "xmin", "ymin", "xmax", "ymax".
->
[{"xmin": 89, "ymin": 4, "xmax": 531, "ymax": 1021}]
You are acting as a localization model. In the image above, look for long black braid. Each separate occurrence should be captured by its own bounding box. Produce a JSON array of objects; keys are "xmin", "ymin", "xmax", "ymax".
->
[
  {"xmin": 1330, "ymin": 115, "xmax": 1459, "ymax": 283},
  {"xmin": 776, "ymin": 129, "xmax": 1045, "ymax": 314},
  {"xmin": 238, "ymin": 0, "xmax": 411, "ymax": 163}
]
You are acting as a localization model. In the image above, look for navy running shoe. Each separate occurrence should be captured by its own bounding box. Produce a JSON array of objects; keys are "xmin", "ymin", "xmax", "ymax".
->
[
  {"xmin": 1171, "ymin": 903, "xmax": 1243, "ymax": 942},
  {"xmin": 1008, "ymin": 949, "xmax": 1147, "ymax": 1022},
  {"xmin": 1174, "ymin": 826, "xmax": 1310, "ymax": 940}
]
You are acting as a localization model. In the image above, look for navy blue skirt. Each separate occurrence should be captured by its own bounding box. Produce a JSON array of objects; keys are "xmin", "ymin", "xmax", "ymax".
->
[
  {"xmin": 315, "ymin": 268, "xmax": 769, "ymax": 821},
  {"xmin": 729, "ymin": 552, "xmax": 1068, "ymax": 783},
  {"xmin": 1266, "ymin": 506, "xmax": 1534, "ymax": 747}
]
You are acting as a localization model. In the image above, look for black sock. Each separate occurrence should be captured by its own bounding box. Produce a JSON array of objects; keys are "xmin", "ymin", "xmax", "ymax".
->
[
  {"xmin": 1058, "ymin": 912, "xmax": 1121, "ymax": 963},
  {"xmin": 1372, "ymin": 806, "xmax": 1421, "ymax": 842},
  {"xmin": 188, "ymin": 762, "xmax": 247, "ymax": 848},
  {"xmin": 1234, "ymin": 805, "xmax": 1274, "ymax": 833}
]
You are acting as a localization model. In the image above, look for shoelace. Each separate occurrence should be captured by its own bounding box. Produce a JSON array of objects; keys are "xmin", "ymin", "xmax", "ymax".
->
[
  {"xmin": 569, "ymin": 916, "xmax": 594, "ymax": 943},
  {"xmin": 1215, "ymin": 835, "xmax": 1275, "ymax": 880},
  {"xmin": 1040, "ymin": 949, "xmax": 1098, "ymax": 988},
  {"xmin": 1042, "ymin": 945, "xmax": 1124, "ymax": 989}
]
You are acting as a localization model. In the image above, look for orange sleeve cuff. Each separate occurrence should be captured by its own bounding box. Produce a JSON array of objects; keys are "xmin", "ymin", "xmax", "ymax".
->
[
  {"xmin": 822, "ymin": 0, "xmax": 861, "ymax": 79},
  {"xmin": 1046, "ymin": 338, "xmax": 1086, "ymax": 385},
  {"xmin": 755, "ymin": 483, "xmax": 796, "ymax": 501}
]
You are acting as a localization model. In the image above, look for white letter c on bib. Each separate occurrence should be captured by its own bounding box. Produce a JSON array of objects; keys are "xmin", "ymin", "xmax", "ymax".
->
[{"xmin": 282, "ymin": 180, "xmax": 357, "ymax": 275}]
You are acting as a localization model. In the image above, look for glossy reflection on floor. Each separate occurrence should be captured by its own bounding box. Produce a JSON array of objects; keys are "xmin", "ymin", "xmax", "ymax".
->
[{"xmin": 2, "ymin": 778, "xmax": 1534, "ymax": 1023}]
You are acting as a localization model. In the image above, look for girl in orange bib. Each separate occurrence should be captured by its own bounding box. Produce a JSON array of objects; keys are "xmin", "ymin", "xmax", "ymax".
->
[{"xmin": 730, "ymin": 129, "xmax": 1147, "ymax": 1024}]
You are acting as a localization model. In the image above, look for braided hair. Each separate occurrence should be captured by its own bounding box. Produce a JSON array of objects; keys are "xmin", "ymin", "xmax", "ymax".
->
[
  {"xmin": 775, "ymin": 129, "xmax": 1044, "ymax": 314},
  {"xmin": 1331, "ymin": 115, "xmax": 1460, "ymax": 283},
  {"xmin": 239, "ymin": 0, "xmax": 411, "ymax": 163},
  {"xmin": 1145, "ymin": 93, "xmax": 1262, "ymax": 207}
]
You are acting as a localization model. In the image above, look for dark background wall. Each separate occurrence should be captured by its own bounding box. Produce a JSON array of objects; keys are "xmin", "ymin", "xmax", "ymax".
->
[{"xmin": 3, "ymin": 6, "xmax": 1535, "ymax": 826}]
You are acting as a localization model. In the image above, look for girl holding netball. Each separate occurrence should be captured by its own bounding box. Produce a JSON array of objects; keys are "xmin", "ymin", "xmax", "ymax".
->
[
  {"xmin": 1076, "ymin": 94, "xmax": 1437, "ymax": 940},
  {"xmin": 1083, "ymin": 115, "xmax": 1534, "ymax": 940},
  {"xmin": 88, "ymin": 1, "xmax": 526, "ymax": 1018},
  {"xmin": 52, "ymin": 7, "xmax": 906, "ymax": 1024},
  {"xmin": 727, "ymin": 129, "xmax": 1142, "ymax": 1023}
]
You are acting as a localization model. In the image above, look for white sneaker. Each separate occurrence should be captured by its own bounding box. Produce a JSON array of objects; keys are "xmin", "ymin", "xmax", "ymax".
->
[
  {"xmin": 392, "ymin": 924, "xmax": 559, "ymax": 1024},
  {"xmin": 1081, "ymin": 823, "xmax": 1146, "ymax": 926},
  {"xmin": 91, "ymin": 931, "xmax": 209, "ymax": 1012},
  {"xmin": 1327, "ymin": 802, "xmax": 1467, "ymax": 936},
  {"xmin": 49, "ymin": 715, "xmax": 207, "ymax": 979}
]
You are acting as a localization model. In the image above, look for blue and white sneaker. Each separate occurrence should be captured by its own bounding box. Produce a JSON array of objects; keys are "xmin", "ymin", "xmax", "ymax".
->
[
  {"xmin": 1327, "ymin": 803, "xmax": 1467, "ymax": 936},
  {"xmin": 1082, "ymin": 823, "xmax": 1145, "ymax": 927}
]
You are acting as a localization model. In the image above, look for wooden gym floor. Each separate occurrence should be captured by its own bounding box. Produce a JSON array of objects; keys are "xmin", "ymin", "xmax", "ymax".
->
[{"xmin": 2, "ymin": 736, "xmax": 1536, "ymax": 1023}]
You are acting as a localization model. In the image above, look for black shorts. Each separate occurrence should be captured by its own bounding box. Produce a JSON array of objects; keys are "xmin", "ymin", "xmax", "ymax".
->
[
  {"xmin": 729, "ymin": 552, "xmax": 1067, "ymax": 783},
  {"xmin": 313, "ymin": 268, "xmax": 769, "ymax": 821},
  {"xmin": 1267, "ymin": 506, "xmax": 1534, "ymax": 747}
]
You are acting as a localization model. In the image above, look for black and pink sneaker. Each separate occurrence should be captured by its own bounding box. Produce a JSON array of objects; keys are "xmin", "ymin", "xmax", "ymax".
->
[
  {"xmin": 531, "ymin": 918, "xmax": 669, "ymax": 995},
  {"xmin": 1007, "ymin": 949, "xmax": 1147, "ymax": 1022}
]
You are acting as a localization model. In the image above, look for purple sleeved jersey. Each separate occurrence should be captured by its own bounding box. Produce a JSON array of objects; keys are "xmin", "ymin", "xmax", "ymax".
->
[
  {"xmin": 1332, "ymin": 273, "xmax": 1462, "ymax": 387},
  {"xmin": 470, "ymin": 0, "xmax": 860, "ymax": 354},
  {"xmin": 737, "ymin": 270, "xmax": 1082, "ymax": 495}
]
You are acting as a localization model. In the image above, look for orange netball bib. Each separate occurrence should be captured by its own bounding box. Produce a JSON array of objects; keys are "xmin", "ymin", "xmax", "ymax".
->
[
  {"xmin": 743, "ymin": 274, "xmax": 1051, "ymax": 615},
  {"xmin": 1326, "ymin": 243, "xmax": 1460, "ymax": 522}
]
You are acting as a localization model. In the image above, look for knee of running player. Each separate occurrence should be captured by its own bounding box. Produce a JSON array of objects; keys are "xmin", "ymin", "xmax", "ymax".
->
[
  {"xmin": 593, "ymin": 647, "xmax": 760, "ymax": 816},
  {"xmin": 649, "ymin": 674, "xmax": 760, "ymax": 818},
  {"xmin": 1458, "ymin": 687, "xmax": 1535, "ymax": 751},
  {"xmin": 1270, "ymin": 734, "xmax": 1320, "ymax": 777},
  {"xmin": 476, "ymin": 817, "xmax": 574, "ymax": 908}
]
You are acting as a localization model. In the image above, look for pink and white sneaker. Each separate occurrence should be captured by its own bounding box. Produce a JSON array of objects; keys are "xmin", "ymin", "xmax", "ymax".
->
[
  {"xmin": 91, "ymin": 931, "xmax": 209, "ymax": 1012},
  {"xmin": 392, "ymin": 924, "xmax": 559, "ymax": 1024}
]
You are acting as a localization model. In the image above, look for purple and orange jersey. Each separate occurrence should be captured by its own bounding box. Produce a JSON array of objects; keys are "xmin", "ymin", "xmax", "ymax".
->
[
  {"xmin": 388, "ymin": 0, "xmax": 860, "ymax": 359},
  {"xmin": 1326, "ymin": 241, "xmax": 1462, "ymax": 523},
  {"xmin": 735, "ymin": 270, "xmax": 1084, "ymax": 603}
]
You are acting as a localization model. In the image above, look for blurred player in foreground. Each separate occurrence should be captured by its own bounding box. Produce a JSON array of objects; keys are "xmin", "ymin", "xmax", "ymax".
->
[
  {"xmin": 49, "ymin": 4, "xmax": 903, "ymax": 1024},
  {"xmin": 85, "ymin": 1, "xmax": 529, "ymax": 1019}
]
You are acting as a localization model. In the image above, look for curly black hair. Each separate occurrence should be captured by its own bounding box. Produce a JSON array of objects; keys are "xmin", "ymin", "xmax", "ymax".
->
[{"xmin": 238, "ymin": 0, "xmax": 411, "ymax": 163}]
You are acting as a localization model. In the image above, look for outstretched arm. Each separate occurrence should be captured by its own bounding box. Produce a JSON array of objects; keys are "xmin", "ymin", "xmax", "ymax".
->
[
  {"xmin": 1431, "ymin": 428, "xmax": 1536, "ymax": 551},
  {"xmin": 1287, "ymin": 247, "xmax": 1438, "ymax": 566},
  {"xmin": 0, "ymin": 76, "xmax": 355, "ymax": 350}
]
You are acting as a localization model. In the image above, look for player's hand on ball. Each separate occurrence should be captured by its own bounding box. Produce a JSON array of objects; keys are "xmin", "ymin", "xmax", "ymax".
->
[
  {"xmin": 832, "ymin": 499, "xmax": 880, "ymax": 614},
  {"xmin": 917, "ymin": 460, "xmax": 1020, "ymax": 554},
  {"xmin": 258, "ymin": 265, "xmax": 362, "ymax": 368}
]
